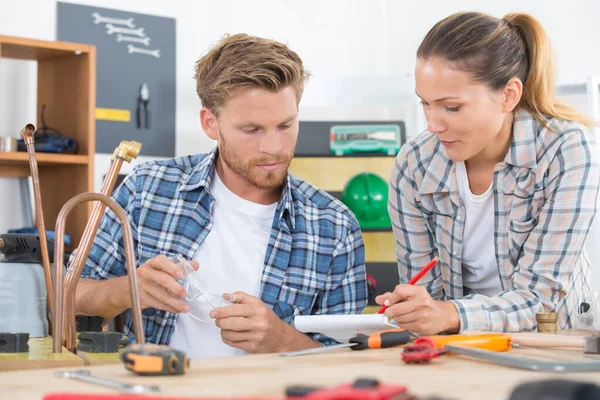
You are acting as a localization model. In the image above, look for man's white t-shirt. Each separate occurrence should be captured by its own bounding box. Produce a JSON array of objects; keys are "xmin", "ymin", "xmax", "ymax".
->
[
  {"xmin": 168, "ymin": 171, "xmax": 277, "ymax": 359},
  {"xmin": 456, "ymin": 161, "xmax": 503, "ymax": 296}
]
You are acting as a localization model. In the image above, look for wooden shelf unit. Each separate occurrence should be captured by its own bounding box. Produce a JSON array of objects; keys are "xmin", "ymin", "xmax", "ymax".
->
[{"xmin": 0, "ymin": 34, "xmax": 96, "ymax": 251}]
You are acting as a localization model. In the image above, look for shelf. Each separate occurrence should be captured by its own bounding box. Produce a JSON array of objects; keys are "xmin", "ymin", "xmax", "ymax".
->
[
  {"xmin": 0, "ymin": 152, "xmax": 89, "ymax": 166},
  {"xmin": 0, "ymin": 34, "xmax": 95, "ymax": 252},
  {"xmin": 0, "ymin": 35, "xmax": 92, "ymax": 61}
]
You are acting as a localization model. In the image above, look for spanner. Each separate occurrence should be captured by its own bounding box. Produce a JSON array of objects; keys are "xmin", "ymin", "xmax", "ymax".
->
[
  {"xmin": 116, "ymin": 33, "xmax": 151, "ymax": 46},
  {"xmin": 55, "ymin": 370, "xmax": 162, "ymax": 394},
  {"xmin": 106, "ymin": 24, "xmax": 146, "ymax": 37},
  {"xmin": 91, "ymin": 12, "xmax": 136, "ymax": 28},
  {"xmin": 127, "ymin": 44, "xmax": 161, "ymax": 58}
]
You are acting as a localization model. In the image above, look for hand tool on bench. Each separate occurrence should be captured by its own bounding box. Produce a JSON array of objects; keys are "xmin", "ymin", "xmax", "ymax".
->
[
  {"xmin": 55, "ymin": 370, "xmax": 161, "ymax": 394},
  {"xmin": 121, "ymin": 343, "xmax": 190, "ymax": 375},
  {"xmin": 43, "ymin": 377, "xmax": 453, "ymax": 399},
  {"xmin": 280, "ymin": 327, "xmax": 411, "ymax": 357},
  {"xmin": 402, "ymin": 332, "xmax": 600, "ymax": 369},
  {"xmin": 502, "ymin": 332, "xmax": 600, "ymax": 354},
  {"xmin": 444, "ymin": 344, "xmax": 600, "ymax": 372},
  {"xmin": 402, "ymin": 333, "xmax": 512, "ymax": 363}
]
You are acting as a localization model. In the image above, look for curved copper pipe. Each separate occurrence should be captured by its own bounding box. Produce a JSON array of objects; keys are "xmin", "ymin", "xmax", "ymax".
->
[
  {"xmin": 53, "ymin": 193, "xmax": 145, "ymax": 353},
  {"xmin": 62, "ymin": 141, "xmax": 141, "ymax": 347},
  {"xmin": 20, "ymin": 124, "xmax": 54, "ymax": 326}
]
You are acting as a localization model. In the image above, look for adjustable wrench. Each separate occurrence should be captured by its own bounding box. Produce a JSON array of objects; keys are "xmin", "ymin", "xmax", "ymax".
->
[{"xmin": 55, "ymin": 370, "xmax": 162, "ymax": 394}]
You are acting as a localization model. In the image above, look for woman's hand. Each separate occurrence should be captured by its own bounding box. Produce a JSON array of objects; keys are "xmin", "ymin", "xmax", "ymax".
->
[{"xmin": 376, "ymin": 284, "xmax": 461, "ymax": 335}]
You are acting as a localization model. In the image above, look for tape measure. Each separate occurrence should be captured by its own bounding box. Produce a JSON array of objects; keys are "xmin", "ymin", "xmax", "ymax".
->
[{"xmin": 120, "ymin": 343, "xmax": 189, "ymax": 375}]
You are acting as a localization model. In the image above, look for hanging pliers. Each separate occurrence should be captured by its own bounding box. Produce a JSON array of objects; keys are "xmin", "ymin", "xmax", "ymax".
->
[{"xmin": 137, "ymin": 82, "xmax": 150, "ymax": 129}]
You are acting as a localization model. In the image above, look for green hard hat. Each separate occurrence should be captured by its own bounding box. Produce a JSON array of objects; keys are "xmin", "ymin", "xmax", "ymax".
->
[{"xmin": 340, "ymin": 173, "xmax": 391, "ymax": 229}]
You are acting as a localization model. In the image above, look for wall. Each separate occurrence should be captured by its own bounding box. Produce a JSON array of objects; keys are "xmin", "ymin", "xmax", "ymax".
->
[{"xmin": 1, "ymin": 0, "xmax": 599, "ymax": 287}]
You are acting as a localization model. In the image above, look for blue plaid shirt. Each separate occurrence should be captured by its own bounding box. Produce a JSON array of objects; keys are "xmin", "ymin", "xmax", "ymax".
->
[{"xmin": 79, "ymin": 147, "xmax": 367, "ymax": 345}]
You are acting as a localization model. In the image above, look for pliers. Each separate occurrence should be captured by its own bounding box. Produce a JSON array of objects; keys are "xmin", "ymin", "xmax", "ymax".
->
[{"xmin": 137, "ymin": 82, "xmax": 150, "ymax": 129}]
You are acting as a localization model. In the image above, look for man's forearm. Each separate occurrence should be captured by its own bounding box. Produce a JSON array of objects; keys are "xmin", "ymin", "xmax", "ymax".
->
[
  {"xmin": 75, "ymin": 277, "xmax": 130, "ymax": 320},
  {"xmin": 280, "ymin": 323, "xmax": 322, "ymax": 352}
]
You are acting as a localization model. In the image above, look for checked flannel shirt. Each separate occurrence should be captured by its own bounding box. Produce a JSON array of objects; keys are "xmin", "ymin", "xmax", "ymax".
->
[
  {"xmin": 389, "ymin": 108, "xmax": 600, "ymax": 332},
  {"xmin": 78, "ymin": 147, "xmax": 367, "ymax": 345}
]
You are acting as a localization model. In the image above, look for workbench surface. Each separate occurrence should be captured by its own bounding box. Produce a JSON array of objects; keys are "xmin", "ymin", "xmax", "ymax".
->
[{"xmin": 2, "ymin": 340, "xmax": 600, "ymax": 400}]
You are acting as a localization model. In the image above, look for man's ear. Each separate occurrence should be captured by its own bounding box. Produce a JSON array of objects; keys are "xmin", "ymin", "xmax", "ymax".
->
[
  {"xmin": 502, "ymin": 77, "xmax": 523, "ymax": 113},
  {"xmin": 200, "ymin": 107, "xmax": 218, "ymax": 141}
]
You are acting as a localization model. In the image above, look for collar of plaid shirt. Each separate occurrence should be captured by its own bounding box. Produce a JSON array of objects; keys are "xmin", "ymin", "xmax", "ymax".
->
[
  {"xmin": 418, "ymin": 108, "xmax": 540, "ymax": 202},
  {"xmin": 85, "ymin": 146, "xmax": 366, "ymax": 345}
]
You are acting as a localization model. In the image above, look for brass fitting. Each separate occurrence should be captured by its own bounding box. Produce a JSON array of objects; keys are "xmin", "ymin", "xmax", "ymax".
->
[
  {"xmin": 19, "ymin": 124, "xmax": 36, "ymax": 145},
  {"xmin": 111, "ymin": 140, "xmax": 142, "ymax": 162},
  {"xmin": 536, "ymin": 312, "xmax": 558, "ymax": 333}
]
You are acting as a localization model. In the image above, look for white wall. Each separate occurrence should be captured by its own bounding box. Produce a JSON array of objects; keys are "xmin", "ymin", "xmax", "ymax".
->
[{"xmin": 1, "ymin": 0, "xmax": 600, "ymax": 286}]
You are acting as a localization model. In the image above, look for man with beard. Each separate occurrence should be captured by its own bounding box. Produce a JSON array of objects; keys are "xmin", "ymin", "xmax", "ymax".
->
[{"xmin": 73, "ymin": 34, "xmax": 367, "ymax": 359}]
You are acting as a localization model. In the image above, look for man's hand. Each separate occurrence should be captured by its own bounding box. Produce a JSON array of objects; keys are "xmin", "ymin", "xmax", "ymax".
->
[
  {"xmin": 375, "ymin": 284, "xmax": 460, "ymax": 335},
  {"xmin": 133, "ymin": 255, "xmax": 199, "ymax": 314},
  {"xmin": 211, "ymin": 291, "xmax": 321, "ymax": 354}
]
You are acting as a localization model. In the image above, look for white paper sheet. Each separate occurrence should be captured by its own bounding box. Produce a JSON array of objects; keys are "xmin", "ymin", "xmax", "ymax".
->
[{"xmin": 294, "ymin": 314, "xmax": 398, "ymax": 342}]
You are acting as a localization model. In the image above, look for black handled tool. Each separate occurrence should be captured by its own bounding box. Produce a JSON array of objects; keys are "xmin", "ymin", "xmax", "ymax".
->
[
  {"xmin": 136, "ymin": 82, "xmax": 150, "ymax": 129},
  {"xmin": 0, "ymin": 233, "xmax": 55, "ymax": 263}
]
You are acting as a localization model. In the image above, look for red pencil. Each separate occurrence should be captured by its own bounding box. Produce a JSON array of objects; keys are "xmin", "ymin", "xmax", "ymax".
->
[{"xmin": 376, "ymin": 257, "xmax": 440, "ymax": 314}]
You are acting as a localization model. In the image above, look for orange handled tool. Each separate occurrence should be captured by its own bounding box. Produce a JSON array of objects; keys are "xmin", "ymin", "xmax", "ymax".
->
[
  {"xmin": 415, "ymin": 333, "xmax": 512, "ymax": 352},
  {"xmin": 280, "ymin": 328, "xmax": 411, "ymax": 356},
  {"xmin": 350, "ymin": 328, "xmax": 411, "ymax": 350},
  {"xmin": 402, "ymin": 333, "xmax": 512, "ymax": 363}
]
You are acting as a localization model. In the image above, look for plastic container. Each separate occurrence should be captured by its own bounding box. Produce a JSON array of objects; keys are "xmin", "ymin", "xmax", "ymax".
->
[
  {"xmin": 0, "ymin": 262, "xmax": 48, "ymax": 337},
  {"xmin": 171, "ymin": 254, "xmax": 231, "ymax": 323}
]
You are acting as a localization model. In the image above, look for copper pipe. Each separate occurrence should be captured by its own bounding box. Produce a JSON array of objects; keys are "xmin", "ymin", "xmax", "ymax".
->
[
  {"xmin": 20, "ymin": 124, "xmax": 54, "ymax": 326},
  {"xmin": 62, "ymin": 140, "xmax": 141, "ymax": 347},
  {"xmin": 53, "ymin": 193, "xmax": 145, "ymax": 353}
]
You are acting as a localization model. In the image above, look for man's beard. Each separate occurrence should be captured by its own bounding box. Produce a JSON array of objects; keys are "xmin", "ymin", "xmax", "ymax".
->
[{"xmin": 218, "ymin": 134, "xmax": 294, "ymax": 190}]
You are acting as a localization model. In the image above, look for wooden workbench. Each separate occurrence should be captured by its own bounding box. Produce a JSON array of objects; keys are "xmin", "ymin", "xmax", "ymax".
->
[
  {"xmin": 2, "ymin": 341, "xmax": 600, "ymax": 400},
  {"xmin": 0, "ymin": 337, "xmax": 84, "ymax": 371}
]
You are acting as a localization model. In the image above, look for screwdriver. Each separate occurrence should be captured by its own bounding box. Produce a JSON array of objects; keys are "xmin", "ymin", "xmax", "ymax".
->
[{"xmin": 280, "ymin": 328, "xmax": 411, "ymax": 357}]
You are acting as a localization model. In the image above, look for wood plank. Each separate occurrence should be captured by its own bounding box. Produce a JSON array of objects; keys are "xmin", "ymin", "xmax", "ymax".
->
[
  {"xmin": 0, "ymin": 35, "xmax": 92, "ymax": 61},
  {"xmin": 289, "ymin": 157, "xmax": 396, "ymax": 192},
  {"xmin": 77, "ymin": 351, "xmax": 122, "ymax": 366},
  {"xmin": 38, "ymin": 53, "xmax": 94, "ymax": 158},
  {"xmin": 2, "ymin": 332, "xmax": 599, "ymax": 400},
  {"xmin": 0, "ymin": 337, "xmax": 84, "ymax": 371},
  {"xmin": 0, "ymin": 165, "xmax": 29, "ymax": 177},
  {"xmin": 36, "ymin": 45, "xmax": 95, "ymax": 250},
  {"xmin": 39, "ymin": 165, "xmax": 90, "ymax": 252},
  {"xmin": 0, "ymin": 152, "xmax": 89, "ymax": 165},
  {"xmin": 363, "ymin": 231, "xmax": 396, "ymax": 263}
]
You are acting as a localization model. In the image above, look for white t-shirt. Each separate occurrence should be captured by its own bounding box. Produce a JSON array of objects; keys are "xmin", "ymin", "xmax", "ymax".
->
[
  {"xmin": 456, "ymin": 161, "xmax": 503, "ymax": 296},
  {"xmin": 168, "ymin": 171, "xmax": 277, "ymax": 359}
]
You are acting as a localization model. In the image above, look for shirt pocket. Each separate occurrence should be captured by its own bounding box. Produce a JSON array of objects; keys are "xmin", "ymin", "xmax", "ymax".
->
[
  {"xmin": 272, "ymin": 284, "xmax": 318, "ymax": 325},
  {"xmin": 508, "ymin": 217, "xmax": 537, "ymax": 263},
  {"xmin": 137, "ymin": 244, "xmax": 177, "ymax": 265}
]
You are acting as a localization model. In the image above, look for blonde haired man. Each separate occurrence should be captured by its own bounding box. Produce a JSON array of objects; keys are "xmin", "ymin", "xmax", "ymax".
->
[{"xmin": 74, "ymin": 34, "xmax": 367, "ymax": 359}]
